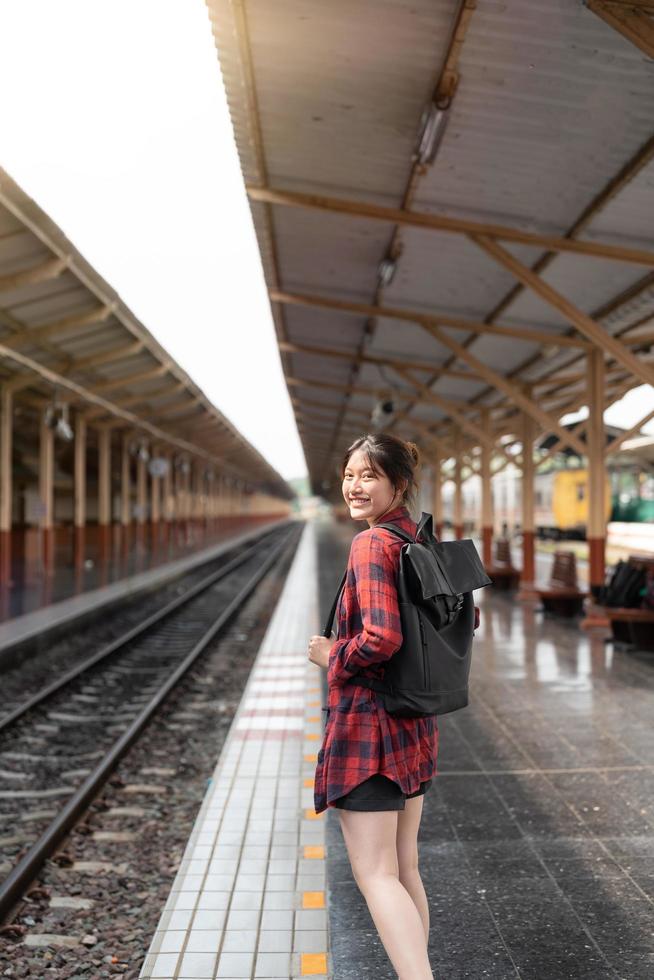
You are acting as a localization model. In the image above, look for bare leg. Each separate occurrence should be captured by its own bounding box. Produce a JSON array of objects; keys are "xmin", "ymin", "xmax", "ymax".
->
[
  {"xmin": 338, "ymin": 808, "xmax": 433, "ymax": 980},
  {"xmin": 396, "ymin": 795, "xmax": 429, "ymax": 944}
]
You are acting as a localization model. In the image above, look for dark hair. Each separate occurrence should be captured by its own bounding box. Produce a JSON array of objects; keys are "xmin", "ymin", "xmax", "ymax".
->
[{"xmin": 341, "ymin": 433, "xmax": 420, "ymax": 506}]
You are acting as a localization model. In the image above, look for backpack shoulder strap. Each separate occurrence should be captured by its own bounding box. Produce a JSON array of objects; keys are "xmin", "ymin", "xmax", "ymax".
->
[
  {"xmin": 374, "ymin": 522, "xmax": 415, "ymax": 544},
  {"xmin": 323, "ymin": 570, "xmax": 347, "ymax": 639},
  {"xmin": 323, "ymin": 523, "xmax": 412, "ymax": 638},
  {"xmin": 416, "ymin": 512, "xmax": 435, "ymax": 542}
]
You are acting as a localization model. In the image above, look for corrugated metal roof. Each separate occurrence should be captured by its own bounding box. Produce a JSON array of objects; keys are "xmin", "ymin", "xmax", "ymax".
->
[
  {"xmin": 207, "ymin": 0, "xmax": 654, "ymax": 491},
  {"xmin": 0, "ymin": 169, "xmax": 292, "ymax": 499}
]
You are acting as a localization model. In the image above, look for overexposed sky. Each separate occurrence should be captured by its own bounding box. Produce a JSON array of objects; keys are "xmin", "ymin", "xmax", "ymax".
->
[
  {"xmin": 0, "ymin": 0, "xmax": 651, "ymax": 486},
  {"xmin": 0, "ymin": 0, "xmax": 307, "ymax": 481}
]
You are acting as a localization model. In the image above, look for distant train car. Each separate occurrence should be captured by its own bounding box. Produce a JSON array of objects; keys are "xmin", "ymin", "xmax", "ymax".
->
[
  {"xmin": 440, "ymin": 433, "xmax": 653, "ymax": 540},
  {"xmin": 610, "ymin": 464, "xmax": 654, "ymax": 524},
  {"xmin": 534, "ymin": 470, "xmax": 612, "ymax": 540},
  {"xmin": 442, "ymin": 466, "xmax": 615, "ymax": 540}
]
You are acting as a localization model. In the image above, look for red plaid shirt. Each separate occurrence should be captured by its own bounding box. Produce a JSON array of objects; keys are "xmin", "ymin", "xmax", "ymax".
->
[{"xmin": 314, "ymin": 505, "xmax": 439, "ymax": 813}]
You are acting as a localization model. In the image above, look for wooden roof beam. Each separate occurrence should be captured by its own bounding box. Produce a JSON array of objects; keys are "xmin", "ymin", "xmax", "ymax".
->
[
  {"xmin": 0, "ymin": 342, "xmax": 226, "ymax": 467},
  {"xmin": 604, "ymin": 408, "xmax": 654, "ymax": 457},
  {"xmin": 472, "ymin": 235, "xmax": 654, "ymax": 390},
  {"xmin": 84, "ymin": 382, "xmax": 186, "ymax": 420},
  {"xmin": 586, "ymin": 0, "xmax": 654, "ymax": 58},
  {"xmin": 392, "ymin": 367, "xmax": 516, "ymax": 464},
  {"xmin": 271, "ymin": 290, "xmax": 590, "ymax": 350},
  {"xmin": 0, "ymin": 256, "xmax": 67, "ymax": 295},
  {"xmin": 1, "ymin": 305, "xmax": 114, "ymax": 349},
  {"xmin": 249, "ymin": 187, "xmax": 654, "ymax": 268},
  {"xmin": 92, "ymin": 364, "xmax": 170, "ymax": 394},
  {"xmin": 67, "ymin": 341, "xmax": 144, "ymax": 372},
  {"xmin": 278, "ymin": 339, "xmax": 480, "ymax": 382},
  {"xmin": 417, "ymin": 321, "xmax": 587, "ymax": 455}
]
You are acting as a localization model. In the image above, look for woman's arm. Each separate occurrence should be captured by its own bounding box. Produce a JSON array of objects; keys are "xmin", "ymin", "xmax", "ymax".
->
[{"xmin": 327, "ymin": 530, "xmax": 403, "ymax": 687}]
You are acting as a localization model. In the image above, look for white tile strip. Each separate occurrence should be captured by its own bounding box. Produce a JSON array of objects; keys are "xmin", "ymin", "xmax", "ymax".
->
[{"xmin": 139, "ymin": 521, "xmax": 329, "ymax": 980}]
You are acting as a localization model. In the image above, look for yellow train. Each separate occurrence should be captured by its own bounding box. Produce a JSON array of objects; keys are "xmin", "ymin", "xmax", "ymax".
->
[
  {"xmin": 443, "ymin": 467, "xmax": 614, "ymax": 540},
  {"xmin": 534, "ymin": 470, "xmax": 612, "ymax": 540}
]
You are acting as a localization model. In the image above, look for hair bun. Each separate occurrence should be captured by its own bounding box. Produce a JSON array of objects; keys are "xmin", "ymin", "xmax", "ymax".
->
[{"xmin": 405, "ymin": 440, "xmax": 420, "ymax": 468}]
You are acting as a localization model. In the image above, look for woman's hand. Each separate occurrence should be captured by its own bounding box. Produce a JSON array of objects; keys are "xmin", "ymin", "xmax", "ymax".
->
[{"xmin": 308, "ymin": 635, "xmax": 332, "ymax": 670}]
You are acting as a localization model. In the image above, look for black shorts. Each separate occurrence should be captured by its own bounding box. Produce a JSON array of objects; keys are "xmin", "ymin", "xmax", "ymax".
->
[{"xmin": 332, "ymin": 774, "xmax": 432, "ymax": 812}]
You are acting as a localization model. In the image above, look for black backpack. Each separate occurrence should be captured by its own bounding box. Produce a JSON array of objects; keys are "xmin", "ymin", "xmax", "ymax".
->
[
  {"xmin": 599, "ymin": 561, "xmax": 646, "ymax": 609},
  {"xmin": 324, "ymin": 512, "xmax": 491, "ymax": 718}
]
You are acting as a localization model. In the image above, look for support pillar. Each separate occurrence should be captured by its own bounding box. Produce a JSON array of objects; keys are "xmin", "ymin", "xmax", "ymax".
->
[
  {"xmin": 180, "ymin": 462, "xmax": 191, "ymax": 539},
  {"xmin": 193, "ymin": 464, "xmax": 203, "ymax": 525},
  {"xmin": 134, "ymin": 447, "xmax": 148, "ymax": 562},
  {"xmin": 432, "ymin": 442, "xmax": 443, "ymax": 539},
  {"xmin": 149, "ymin": 451, "xmax": 161, "ymax": 555},
  {"xmin": 98, "ymin": 428, "xmax": 111, "ymax": 526},
  {"xmin": 163, "ymin": 453, "xmax": 173, "ymax": 522},
  {"xmin": 518, "ymin": 394, "xmax": 538, "ymax": 599},
  {"xmin": 121, "ymin": 436, "xmax": 131, "ymax": 527},
  {"xmin": 39, "ymin": 411, "xmax": 55, "ymax": 576},
  {"xmin": 74, "ymin": 412, "xmax": 86, "ymax": 578},
  {"xmin": 587, "ymin": 349, "xmax": 606, "ymax": 597},
  {"xmin": 186, "ymin": 465, "xmax": 193, "ymax": 523},
  {"xmin": 173, "ymin": 460, "xmax": 185, "ymax": 538},
  {"xmin": 453, "ymin": 429, "xmax": 464, "ymax": 540},
  {"xmin": 97, "ymin": 426, "xmax": 112, "ymax": 571},
  {"xmin": 221, "ymin": 479, "xmax": 227, "ymax": 523},
  {"xmin": 0, "ymin": 386, "xmax": 13, "ymax": 590},
  {"xmin": 150, "ymin": 459, "xmax": 161, "ymax": 524},
  {"xmin": 480, "ymin": 409, "xmax": 493, "ymax": 566},
  {"xmin": 136, "ymin": 452, "xmax": 147, "ymax": 525},
  {"xmin": 119, "ymin": 435, "xmax": 132, "ymax": 568}
]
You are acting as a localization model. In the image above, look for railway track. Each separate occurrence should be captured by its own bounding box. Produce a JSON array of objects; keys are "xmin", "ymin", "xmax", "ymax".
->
[{"xmin": 0, "ymin": 520, "xmax": 301, "ymax": 921}]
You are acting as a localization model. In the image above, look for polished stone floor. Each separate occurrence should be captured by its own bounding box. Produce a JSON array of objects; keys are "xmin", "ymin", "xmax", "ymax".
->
[{"xmin": 316, "ymin": 519, "xmax": 654, "ymax": 980}]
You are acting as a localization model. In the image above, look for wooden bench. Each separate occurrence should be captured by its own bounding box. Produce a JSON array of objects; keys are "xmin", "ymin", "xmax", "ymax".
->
[
  {"xmin": 487, "ymin": 538, "xmax": 520, "ymax": 591},
  {"xmin": 536, "ymin": 550, "xmax": 588, "ymax": 617},
  {"xmin": 602, "ymin": 555, "xmax": 654, "ymax": 651}
]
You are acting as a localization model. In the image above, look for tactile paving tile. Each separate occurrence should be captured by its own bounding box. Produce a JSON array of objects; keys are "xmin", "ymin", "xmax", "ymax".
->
[{"xmin": 139, "ymin": 523, "xmax": 329, "ymax": 980}]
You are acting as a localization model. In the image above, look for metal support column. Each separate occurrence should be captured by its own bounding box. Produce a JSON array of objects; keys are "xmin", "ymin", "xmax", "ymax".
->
[
  {"xmin": 453, "ymin": 430, "xmax": 464, "ymax": 540},
  {"xmin": 97, "ymin": 426, "xmax": 112, "ymax": 568},
  {"xmin": 163, "ymin": 453, "xmax": 173, "ymax": 522},
  {"xmin": 480, "ymin": 409, "xmax": 493, "ymax": 566},
  {"xmin": 98, "ymin": 428, "xmax": 111, "ymax": 526},
  {"xmin": 150, "ymin": 456, "xmax": 160, "ymax": 525},
  {"xmin": 120, "ymin": 436, "xmax": 131, "ymax": 527},
  {"xmin": 39, "ymin": 411, "xmax": 54, "ymax": 531},
  {"xmin": 37, "ymin": 407, "xmax": 55, "ymax": 587},
  {"xmin": 587, "ymin": 349, "xmax": 606, "ymax": 596},
  {"xmin": 74, "ymin": 413, "xmax": 86, "ymax": 529},
  {"xmin": 73, "ymin": 412, "xmax": 86, "ymax": 577},
  {"xmin": 519, "ymin": 392, "xmax": 537, "ymax": 598},
  {"xmin": 432, "ymin": 442, "xmax": 443, "ymax": 539},
  {"xmin": 0, "ymin": 386, "xmax": 12, "ymax": 590},
  {"xmin": 136, "ymin": 451, "xmax": 147, "ymax": 525}
]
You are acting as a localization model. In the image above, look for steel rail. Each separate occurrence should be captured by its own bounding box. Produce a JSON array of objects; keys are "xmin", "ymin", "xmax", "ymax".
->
[
  {"xmin": 0, "ymin": 522, "xmax": 291, "ymax": 734},
  {"xmin": 0, "ymin": 522, "xmax": 300, "ymax": 920}
]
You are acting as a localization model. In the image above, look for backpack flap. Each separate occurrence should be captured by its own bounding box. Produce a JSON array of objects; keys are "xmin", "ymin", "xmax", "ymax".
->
[{"xmin": 403, "ymin": 539, "xmax": 492, "ymax": 601}]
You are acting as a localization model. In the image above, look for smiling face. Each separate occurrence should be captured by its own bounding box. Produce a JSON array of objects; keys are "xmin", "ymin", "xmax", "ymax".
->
[{"xmin": 342, "ymin": 448, "xmax": 405, "ymax": 526}]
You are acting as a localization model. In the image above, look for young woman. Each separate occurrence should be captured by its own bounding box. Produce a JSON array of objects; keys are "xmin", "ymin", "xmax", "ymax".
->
[{"xmin": 308, "ymin": 433, "xmax": 438, "ymax": 980}]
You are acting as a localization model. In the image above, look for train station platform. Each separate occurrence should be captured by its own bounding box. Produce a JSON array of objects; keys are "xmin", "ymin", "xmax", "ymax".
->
[
  {"xmin": 139, "ymin": 517, "xmax": 654, "ymax": 980},
  {"xmin": 0, "ymin": 518, "xmax": 286, "ymax": 658}
]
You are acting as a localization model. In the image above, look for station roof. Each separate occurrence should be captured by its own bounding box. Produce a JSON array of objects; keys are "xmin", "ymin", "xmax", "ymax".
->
[
  {"xmin": 0, "ymin": 169, "xmax": 292, "ymax": 500},
  {"xmin": 207, "ymin": 0, "xmax": 654, "ymax": 495}
]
